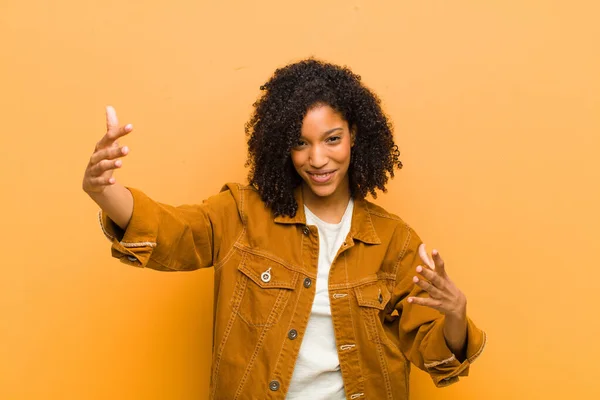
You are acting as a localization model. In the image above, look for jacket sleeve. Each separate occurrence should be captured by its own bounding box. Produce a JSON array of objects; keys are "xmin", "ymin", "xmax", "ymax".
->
[
  {"xmin": 97, "ymin": 186, "xmax": 242, "ymax": 271},
  {"xmin": 391, "ymin": 226, "xmax": 487, "ymax": 387}
]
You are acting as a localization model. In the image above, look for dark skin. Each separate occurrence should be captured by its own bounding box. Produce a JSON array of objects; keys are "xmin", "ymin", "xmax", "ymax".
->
[
  {"xmin": 292, "ymin": 106, "xmax": 469, "ymax": 359},
  {"xmin": 409, "ymin": 246, "xmax": 468, "ymax": 360},
  {"xmin": 245, "ymin": 59, "xmax": 402, "ymax": 218}
]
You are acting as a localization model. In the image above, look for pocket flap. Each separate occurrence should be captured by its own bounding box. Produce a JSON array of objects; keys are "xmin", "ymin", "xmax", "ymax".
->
[
  {"xmin": 238, "ymin": 252, "xmax": 298, "ymax": 289},
  {"xmin": 355, "ymin": 281, "xmax": 391, "ymax": 310}
]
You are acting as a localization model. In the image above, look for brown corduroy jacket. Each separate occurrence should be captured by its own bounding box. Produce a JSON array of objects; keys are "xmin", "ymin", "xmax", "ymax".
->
[{"xmin": 99, "ymin": 182, "xmax": 486, "ymax": 400}]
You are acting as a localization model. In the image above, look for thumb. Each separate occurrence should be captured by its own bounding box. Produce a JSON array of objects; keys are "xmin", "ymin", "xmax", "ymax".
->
[
  {"xmin": 105, "ymin": 105, "xmax": 119, "ymax": 132},
  {"xmin": 418, "ymin": 243, "xmax": 435, "ymax": 269}
]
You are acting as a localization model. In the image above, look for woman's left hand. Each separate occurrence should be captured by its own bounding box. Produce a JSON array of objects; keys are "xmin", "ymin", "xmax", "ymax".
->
[{"xmin": 407, "ymin": 244, "xmax": 467, "ymax": 319}]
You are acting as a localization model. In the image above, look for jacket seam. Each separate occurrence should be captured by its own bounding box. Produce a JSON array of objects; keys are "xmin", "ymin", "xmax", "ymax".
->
[
  {"xmin": 424, "ymin": 354, "xmax": 456, "ymax": 369},
  {"xmin": 120, "ymin": 241, "xmax": 157, "ymax": 248},
  {"xmin": 435, "ymin": 359, "xmax": 470, "ymax": 387},
  {"xmin": 210, "ymin": 252, "xmax": 248, "ymax": 398},
  {"xmin": 371, "ymin": 308, "xmax": 394, "ymax": 399},
  {"xmin": 234, "ymin": 289, "xmax": 288, "ymax": 399},
  {"xmin": 233, "ymin": 287, "xmax": 292, "ymax": 328},
  {"xmin": 467, "ymin": 330, "xmax": 487, "ymax": 364},
  {"xmin": 238, "ymin": 182, "xmax": 247, "ymax": 225},
  {"xmin": 343, "ymin": 254, "xmax": 366, "ymax": 395},
  {"xmin": 214, "ymin": 226, "xmax": 246, "ymax": 272},
  {"xmin": 237, "ymin": 263, "xmax": 298, "ymax": 290},
  {"xmin": 299, "ymin": 225, "xmax": 304, "ymax": 268},
  {"xmin": 390, "ymin": 225, "xmax": 412, "ymax": 292},
  {"xmin": 203, "ymin": 208, "xmax": 214, "ymax": 265},
  {"xmin": 233, "ymin": 243, "xmax": 308, "ymax": 276},
  {"xmin": 98, "ymin": 210, "xmax": 115, "ymax": 241},
  {"xmin": 367, "ymin": 209, "xmax": 401, "ymax": 221},
  {"xmin": 329, "ymin": 274, "xmax": 394, "ymax": 290},
  {"xmin": 214, "ymin": 185, "xmax": 247, "ymax": 272},
  {"xmin": 270, "ymin": 274, "xmax": 304, "ymax": 398},
  {"xmin": 98, "ymin": 210, "xmax": 158, "ymax": 248},
  {"xmin": 364, "ymin": 207, "xmax": 382, "ymax": 243}
]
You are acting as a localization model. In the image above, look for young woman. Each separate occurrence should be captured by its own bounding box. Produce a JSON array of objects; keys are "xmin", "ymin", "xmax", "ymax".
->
[{"xmin": 82, "ymin": 59, "xmax": 486, "ymax": 400}]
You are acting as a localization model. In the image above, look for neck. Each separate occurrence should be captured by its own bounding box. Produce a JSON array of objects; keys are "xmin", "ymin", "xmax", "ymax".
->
[{"xmin": 302, "ymin": 181, "xmax": 351, "ymax": 224}]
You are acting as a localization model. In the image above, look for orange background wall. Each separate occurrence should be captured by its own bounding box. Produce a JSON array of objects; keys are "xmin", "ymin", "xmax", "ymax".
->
[{"xmin": 2, "ymin": 1, "xmax": 599, "ymax": 399}]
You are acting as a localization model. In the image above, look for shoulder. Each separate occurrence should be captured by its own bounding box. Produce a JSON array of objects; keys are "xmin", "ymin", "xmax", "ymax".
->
[
  {"xmin": 362, "ymin": 198, "xmax": 422, "ymax": 247},
  {"xmin": 362, "ymin": 198, "xmax": 408, "ymax": 229},
  {"xmin": 362, "ymin": 199, "xmax": 401, "ymax": 221},
  {"xmin": 219, "ymin": 182, "xmax": 258, "ymax": 199},
  {"xmin": 218, "ymin": 182, "xmax": 263, "ymax": 206},
  {"xmin": 217, "ymin": 182, "xmax": 270, "ymax": 222}
]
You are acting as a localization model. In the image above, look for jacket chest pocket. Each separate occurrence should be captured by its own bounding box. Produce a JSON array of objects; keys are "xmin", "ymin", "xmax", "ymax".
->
[
  {"xmin": 354, "ymin": 281, "xmax": 392, "ymax": 344},
  {"xmin": 232, "ymin": 251, "xmax": 298, "ymax": 327}
]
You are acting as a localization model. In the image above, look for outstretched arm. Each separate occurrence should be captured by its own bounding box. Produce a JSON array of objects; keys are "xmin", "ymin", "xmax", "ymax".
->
[{"xmin": 82, "ymin": 105, "xmax": 134, "ymax": 229}]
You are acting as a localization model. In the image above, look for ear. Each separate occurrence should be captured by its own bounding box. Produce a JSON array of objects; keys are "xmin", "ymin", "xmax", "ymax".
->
[{"xmin": 350, "ymin": 125, "xmax": 357, "ymax": 147}]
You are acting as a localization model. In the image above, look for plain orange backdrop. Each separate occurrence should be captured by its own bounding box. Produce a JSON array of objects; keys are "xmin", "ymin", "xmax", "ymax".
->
[{"xmin": 1, "ymin": 1, "xmax": 599, "ymax": 399}]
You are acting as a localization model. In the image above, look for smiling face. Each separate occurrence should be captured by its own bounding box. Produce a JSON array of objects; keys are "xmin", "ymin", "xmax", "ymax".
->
[{"xmin": 291, "ymin": 104, "xmax": 354, "ymax": 204}]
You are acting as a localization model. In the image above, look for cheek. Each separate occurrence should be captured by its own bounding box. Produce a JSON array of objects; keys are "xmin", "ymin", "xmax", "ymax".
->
[
  {"xmin": 338, "ymin": 145, "xmax": 352, "ymax": 167},
  {"xmin": 290, "ymin": 152, "xmax": 304, "ymax": 171}
]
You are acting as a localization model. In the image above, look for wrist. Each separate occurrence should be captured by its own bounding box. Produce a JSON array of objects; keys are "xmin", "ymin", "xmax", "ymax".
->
[
  {"xmin": 443, "ymin": 314, "xmax": 468, "ymax": 361},
  {"xmin": 446, "ymin": 308, "xmax": 467, "ymax": 323},
  {"xmin": 447, "ymin": 294, "xmax": 467, "ymax": 321}
]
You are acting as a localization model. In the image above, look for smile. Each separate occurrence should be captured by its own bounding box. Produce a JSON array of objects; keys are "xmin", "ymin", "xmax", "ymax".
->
[{"xmin": 307, "ymin": 170, "xmax": 336, "ymax": 184}]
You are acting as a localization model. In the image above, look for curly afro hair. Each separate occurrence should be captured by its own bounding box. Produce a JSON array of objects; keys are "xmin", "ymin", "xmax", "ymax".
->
[{"xmin": 245, "ymin": 58, "xmax": 402, "ymax": 217}]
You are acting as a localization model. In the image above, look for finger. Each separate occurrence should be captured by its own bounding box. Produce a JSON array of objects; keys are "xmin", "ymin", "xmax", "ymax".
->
[
  {"xmin": 412, "ymin": 275, "xmax": 443, "ymax": 299},
  {"xmin": 416, "ymin": 265, "xmax": 444, "ymax": 288},
  {"xmin": 431, "ymin": 249, "xmax": 447, "ymax": 276},
  {"xmin": 96, "ymin": 106, "xmax": 133, "ymax": 149},
  {"xmin": 90, "ymin": 145, "xmax": 129, "ymax": 165},
  {"xmin": 105, "ymin": 105, "xmax": 119, "ymax": 131},
  {"xmin": 90, "ymin": 175, "xmax": 117, "ymax": 187},
  {"xmin": 98, "ymin": 123, "xmax": 133, "ymax": 149},
  {"xmin": 418, "ymin": 243, "xmax": 435, "ymax": 269},
  {"xmin": 407, "ymin": 295, "xmax": 441, "ymax": 310},
  {"xmin": 89, "ymin": 158, "xmax": 123, "ymax": 177}
]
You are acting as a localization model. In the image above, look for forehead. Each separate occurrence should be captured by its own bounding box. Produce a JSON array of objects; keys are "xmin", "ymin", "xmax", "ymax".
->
[{"xmin": 301, "ymin": 105, "xmax": 347, "ymax": 135}]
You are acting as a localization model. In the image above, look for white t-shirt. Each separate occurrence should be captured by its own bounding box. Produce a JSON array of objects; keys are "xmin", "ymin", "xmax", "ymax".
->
[{"xmin": 286, "ymin": 199, "xmax": 354, "ymax": 400}]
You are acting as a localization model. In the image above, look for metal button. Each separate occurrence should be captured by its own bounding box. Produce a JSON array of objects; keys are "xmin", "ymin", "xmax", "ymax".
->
[
  {"xmin": 269, "ymin": 380, "xmax": 280, "ymax": 391},
  {"xmin": 302, "ymin": 226, "xmax": 310, "ymax": 235},
  {"xmin": 303, "ymin": 277, "xmax": 312, "ymax": 288},
  {"xmin": 288, "ymin": 329, "xmax": 298, "ymax": 340},
  {"xmin": 126, "ymin": 255, "xmax": 137, "ymax": 262},
  {"xmin": 261, "ymin": 268, "xmax": 272, "ymax": 283}
]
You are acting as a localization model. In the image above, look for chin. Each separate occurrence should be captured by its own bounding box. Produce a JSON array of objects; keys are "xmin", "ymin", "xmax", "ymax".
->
[
  {"xmin": 305, "ymin": 181, "xmax": 337, "ymax": 198},
  {"xmin": 312, "ymin": 187, "xmax": 336, "ymax": 198}
]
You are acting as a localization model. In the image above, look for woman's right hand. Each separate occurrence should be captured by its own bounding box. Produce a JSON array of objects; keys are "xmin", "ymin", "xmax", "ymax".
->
[{"xmin": 82, "ymin": 106, "xmax": 133, "ymax": 194}]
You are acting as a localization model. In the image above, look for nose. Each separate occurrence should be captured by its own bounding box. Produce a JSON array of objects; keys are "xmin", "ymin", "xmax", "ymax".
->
[{"xmin": 309, "ymin": 144, "xmax": 328, "ymax": 169}]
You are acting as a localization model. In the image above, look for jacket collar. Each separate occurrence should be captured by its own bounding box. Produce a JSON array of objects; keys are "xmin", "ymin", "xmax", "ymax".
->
[{"xmin": 274, "ymin": 186, "xmax": 381, "ymax": 245}]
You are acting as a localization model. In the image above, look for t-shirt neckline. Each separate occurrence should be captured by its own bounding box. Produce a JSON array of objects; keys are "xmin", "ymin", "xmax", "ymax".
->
[{"xmin": 304, "ymin": 198, "xmax": 354, "ymax": 229}]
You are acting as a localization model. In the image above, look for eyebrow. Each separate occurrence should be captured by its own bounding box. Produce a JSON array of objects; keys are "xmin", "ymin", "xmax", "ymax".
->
[
  {"xmin": 323, "ymin": 127, "xmax": 343, "ymax": 136},
  {"xmin": 299, "ymin": 127, "xmax": 343, "ymax": 139}
]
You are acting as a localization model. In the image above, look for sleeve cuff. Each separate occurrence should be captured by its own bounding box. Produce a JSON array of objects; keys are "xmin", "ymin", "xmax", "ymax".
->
[
  {"xmin": 420, "ymin": 315, "xmax": 487, "ymax": 387},
  {"xmin": 97, "ymin": 187, "xmax": 160, "ymax": 268}
]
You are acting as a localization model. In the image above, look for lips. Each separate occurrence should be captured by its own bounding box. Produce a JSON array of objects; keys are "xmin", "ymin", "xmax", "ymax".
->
[{"xmin": 307, "ymin": 170, "xmax": 336, "ymax": 184}]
